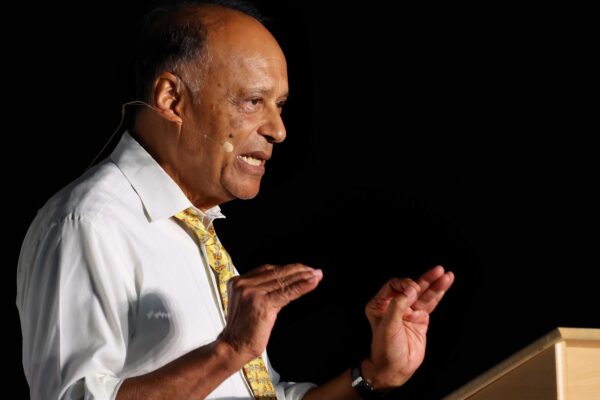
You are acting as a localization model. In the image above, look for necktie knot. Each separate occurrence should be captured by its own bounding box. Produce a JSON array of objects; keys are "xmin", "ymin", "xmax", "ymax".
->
[
  {"xmin": 174, "ymin": 208, "xmax": 228, "ymax": 272},
  {"xmin": 174, "ymin": 209, "xmax": 214, "ymax": 244}
]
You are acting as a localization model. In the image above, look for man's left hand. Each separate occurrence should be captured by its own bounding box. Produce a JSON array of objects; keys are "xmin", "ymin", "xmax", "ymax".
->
[{"xmin": 362, "ymin": 265, "xmax": 455, "ymax": 390}]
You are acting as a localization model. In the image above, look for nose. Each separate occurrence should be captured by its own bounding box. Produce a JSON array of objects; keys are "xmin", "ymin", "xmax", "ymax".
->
[{"xmin": 258, "ymin": 107, "xmax": 287, "ymax": 144}]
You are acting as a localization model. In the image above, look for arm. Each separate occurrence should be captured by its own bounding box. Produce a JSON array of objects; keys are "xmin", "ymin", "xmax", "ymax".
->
[
  {"xmin": 118, "ymin": 264, "xmax": 323, "ymax": 399},
  {"xmin": 119, "ymin": 265, "xmax": 452, "ymax": 400},
  {"xmin": 302, "ymin": 369, "xmax": 362, "ymax": 400},
  {"xmin": 17, "ymin": 217, "xmax": 134, "ymax": 399},
  {"xmin": 303, "ymin": 266, "xmax": 455, "ymax": 400},
  {"xmin": 117, "ymin": 339, "xmax": 242, "ymax": 399}
]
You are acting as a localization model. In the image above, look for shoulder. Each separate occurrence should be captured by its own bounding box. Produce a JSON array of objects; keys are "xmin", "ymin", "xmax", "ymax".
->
[
  {"xmin": 17, "ymin": 160, "xmax": 144, "ymax": 302},
  {"xmin": 33, "ymin": 160, "xmax": 144, "ymax": 232},
  {"xmin": 19, "ymin": 159, "xmax": 149, "ymax": 263}
]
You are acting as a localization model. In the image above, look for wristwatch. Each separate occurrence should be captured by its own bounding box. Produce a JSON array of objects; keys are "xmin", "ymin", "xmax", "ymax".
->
[{"xmin": 351, "ymin": 364, "xmax": 385, "ymax": 399}]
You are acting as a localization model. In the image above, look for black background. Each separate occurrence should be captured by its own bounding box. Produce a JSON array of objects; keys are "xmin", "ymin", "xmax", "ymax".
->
[{"xmin": 6, "ymin": 1, "xmax": 598, "ymax": 399}]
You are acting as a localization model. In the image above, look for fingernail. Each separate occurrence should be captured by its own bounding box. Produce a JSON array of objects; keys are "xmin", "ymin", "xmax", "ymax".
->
[
  {"xmin": 404, "ymin": 285, "xmax": 417, "ymax": 298},
  {"xmin": 313, "ymin": 269, "xmax": 323, "ymax": 277}
]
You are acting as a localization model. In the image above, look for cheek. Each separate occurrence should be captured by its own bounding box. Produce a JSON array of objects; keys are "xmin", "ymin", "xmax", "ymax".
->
[
  {"xmin": 229, "ymin": 116, "xmax": 245, "ymax": 130},
  {"xmin": 227, "ymin": 116, "xmax": 256, "ymax": 146}
]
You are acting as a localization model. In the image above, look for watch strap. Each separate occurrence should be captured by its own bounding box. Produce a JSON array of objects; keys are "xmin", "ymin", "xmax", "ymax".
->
[{"xmin": 351, "ymin": 365, "xmax": 385, "ymax": 399}]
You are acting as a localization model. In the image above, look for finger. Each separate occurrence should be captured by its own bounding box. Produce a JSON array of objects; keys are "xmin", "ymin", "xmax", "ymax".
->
[
  {"xmin": 241, "ymin": 263, "xmax": 315, "ymax": 287},
  {"xmin": 370, "ymin": 277, "xmax": 420, "ymax": 304},
  {"xmin": 416, "ymin": 265, "xmax": 446, "ymax": 293},
  {"xmin": 404, "ymin": 309, "xmax": 430, "ymax": 326},
  {"xmin": 267, "ymin": 270, "xmax": 323, "ymax": 308},
  {"xmin": 381, "ymin": 284, "xmax": 419, "ymax": 329},
  {"xmin": 366, "ymin": 278, "xmax": 420, "ymax": 320},
  {"xmin": 412, "ymin": 271, "xmax": 455, "ymax": 313},
  {"xmin": 257, "ymin": 269, "xmax": 323, "ymax": 293}
]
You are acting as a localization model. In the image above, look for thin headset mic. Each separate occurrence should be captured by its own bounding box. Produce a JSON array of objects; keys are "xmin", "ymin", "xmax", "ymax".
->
[
  {"xmin": 86, "ymin": 101, "xmax": 135, "ymax": 171},
  {"xmin": 85, "ymin": 101, "xmax": 234, "ymax": 171},
  {"xmin": 196, "ymin": 130, "xmax": 235, "ymax": 152},
  {"xmin": 171, "ymin": 77, "xmax": 235, "ymax": 152}
]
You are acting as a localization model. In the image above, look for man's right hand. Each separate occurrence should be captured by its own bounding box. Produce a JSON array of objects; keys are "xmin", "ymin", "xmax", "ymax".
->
[{"xmin": 218, "ymin": 263, "xmax": 323, "ymax": 364}]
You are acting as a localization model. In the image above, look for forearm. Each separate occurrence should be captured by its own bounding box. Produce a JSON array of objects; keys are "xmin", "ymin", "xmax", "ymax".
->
[
  {"xmin": 302, "ymin": 369, "xmax": 361, "ymax": 400},
  {"xmin": 117, "ymin": 339, "xmax": 245, "ymax": 400}
]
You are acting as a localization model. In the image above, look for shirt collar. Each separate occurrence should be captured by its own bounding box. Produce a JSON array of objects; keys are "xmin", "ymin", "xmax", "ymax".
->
[{"xmin": 109, "ymin": 131, "xmax": 225, "ymax": 225}]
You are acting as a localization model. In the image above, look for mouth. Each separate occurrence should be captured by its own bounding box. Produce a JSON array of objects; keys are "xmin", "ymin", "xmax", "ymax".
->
[
  {"xmin": 238, "ymin": 155, "xmax": 264, "ymax": 167},
  {"xmin": 235, "ymin": 151, "xmax": 270, "ymax": 174}
]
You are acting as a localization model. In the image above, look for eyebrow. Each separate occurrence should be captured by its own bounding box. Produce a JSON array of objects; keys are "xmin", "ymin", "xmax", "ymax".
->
[{"xmin": 246, "ymin": 86, "xmax": 289, "ymax": 99}]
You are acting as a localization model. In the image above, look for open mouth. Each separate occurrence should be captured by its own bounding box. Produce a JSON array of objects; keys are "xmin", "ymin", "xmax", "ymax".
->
[{"xmin": 237, "ymin": 155, "xmax": 265, "ymax": 167}]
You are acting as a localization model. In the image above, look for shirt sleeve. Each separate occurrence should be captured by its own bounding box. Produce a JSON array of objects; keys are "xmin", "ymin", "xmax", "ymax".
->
[
  {"xmin": 17, "ymin": 215, "xmax": 135, "ymax": 400},
  {"xmin": 265, "ymin": 352, "xmax": 316, "ymax": 400}
]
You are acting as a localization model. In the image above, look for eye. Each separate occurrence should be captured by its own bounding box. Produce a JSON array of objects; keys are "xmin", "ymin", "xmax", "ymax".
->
[
  {"xmin": 241, "ymin": 97, "xmax": 263, "ymax": 113},
  {"xmin": 246, "ymin": 97, "xmax": 263, "ymax": 108}
]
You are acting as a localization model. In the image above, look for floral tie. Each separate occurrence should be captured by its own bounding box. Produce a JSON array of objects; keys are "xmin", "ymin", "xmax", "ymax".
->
[{"xmin": 175, "ymin": 208, "xmax": 277, "ymax": 399}]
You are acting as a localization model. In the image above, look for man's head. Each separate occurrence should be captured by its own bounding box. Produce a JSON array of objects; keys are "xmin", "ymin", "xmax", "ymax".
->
[{"xmin": 133, "ymin": 1, "xmax": 288, "ymax": 210}]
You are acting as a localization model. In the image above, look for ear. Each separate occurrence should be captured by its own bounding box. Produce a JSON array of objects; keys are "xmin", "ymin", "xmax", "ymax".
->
[{"xmin": 153, "ymin": 72, "xmax": 184, "ymax": 125}]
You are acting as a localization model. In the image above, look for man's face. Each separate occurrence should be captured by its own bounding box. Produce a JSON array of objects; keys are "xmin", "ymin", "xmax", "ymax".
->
[{"xmin": 176, "ymin": 16, "xmax": 289, "ymax": 209}]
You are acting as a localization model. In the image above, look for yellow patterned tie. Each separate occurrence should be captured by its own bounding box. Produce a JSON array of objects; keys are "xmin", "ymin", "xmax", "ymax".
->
[{"xmin": 174, "ymin": 208, "xmax": 277, "ymax": 399}]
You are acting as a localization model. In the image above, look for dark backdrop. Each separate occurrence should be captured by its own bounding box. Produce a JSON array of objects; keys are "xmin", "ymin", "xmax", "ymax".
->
[{"xmin": 7, "ymin": 1, "xmax": 598, "ymax": 399}]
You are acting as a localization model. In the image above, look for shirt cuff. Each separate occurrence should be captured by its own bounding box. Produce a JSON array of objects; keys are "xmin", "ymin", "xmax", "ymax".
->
[
  {"xmin": 276, "ymin": 381, "xmax": 318, "ymax": 400},
  {"xmin": 60, "ymin": 374, "xmax": 124, "ymax": 400}
]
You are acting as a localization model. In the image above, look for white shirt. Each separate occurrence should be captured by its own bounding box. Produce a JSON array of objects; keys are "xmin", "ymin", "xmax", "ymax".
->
[{"xmin": 16, "ymin": 132, "xmax": 315, "ymax": 400}]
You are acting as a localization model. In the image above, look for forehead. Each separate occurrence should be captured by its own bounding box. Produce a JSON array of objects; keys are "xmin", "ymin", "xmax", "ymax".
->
[
  {"xmin": 201, "ymin": 13, "xmax": 288, "ymax": 92},
  {"xmin": 226, "ymin": 53, "xmax": 288, "ymax": 91}
]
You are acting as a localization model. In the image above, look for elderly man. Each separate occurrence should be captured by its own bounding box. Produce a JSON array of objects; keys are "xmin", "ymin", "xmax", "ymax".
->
[{"xmin": 17, "ymin": 1, "xmax": 454, "ymax": 399}]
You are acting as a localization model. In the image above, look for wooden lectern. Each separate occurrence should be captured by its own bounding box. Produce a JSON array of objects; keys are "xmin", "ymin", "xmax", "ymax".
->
[{"xmin": 443, "ymin": 327, "xmax": 600, "ymax": 400}]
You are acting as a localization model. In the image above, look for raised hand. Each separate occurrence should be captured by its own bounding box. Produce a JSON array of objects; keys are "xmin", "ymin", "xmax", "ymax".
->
[
  {"xmin": 219, "ymin": 263, "xmax": 323, "ymax": 363},
  {"xmin": 363, "ymin": 265, "xmax": 455, "ymax": 390}
]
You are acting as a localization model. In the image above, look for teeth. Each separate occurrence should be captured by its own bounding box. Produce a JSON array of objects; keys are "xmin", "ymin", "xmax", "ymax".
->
[{"xmin": 239, "ymin": 155, "xmax": 262, "ymax": 166}]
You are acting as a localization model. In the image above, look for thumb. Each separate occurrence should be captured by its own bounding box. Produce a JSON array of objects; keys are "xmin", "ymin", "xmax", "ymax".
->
[
  {"xmin": 366, "ymin": 278, "xmax": 419, "ymax": 323},
  {"xmin": 381, "ymin": 284, "xmax": 419, "ymax": 329}
]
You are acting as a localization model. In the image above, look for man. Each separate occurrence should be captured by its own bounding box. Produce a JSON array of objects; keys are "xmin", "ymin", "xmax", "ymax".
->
[{"xmin": 17, "ymin": 1, "xmax": 454, "ymax": 399}]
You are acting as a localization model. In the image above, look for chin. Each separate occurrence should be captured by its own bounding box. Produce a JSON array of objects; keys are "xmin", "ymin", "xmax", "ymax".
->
[
  {"xmin": 226, "ymin": 182, "xmax": 261, "ymax": 200},
  {"xmin": 236, "ymin": 191, "xmax": 260, "ymax": 200}
]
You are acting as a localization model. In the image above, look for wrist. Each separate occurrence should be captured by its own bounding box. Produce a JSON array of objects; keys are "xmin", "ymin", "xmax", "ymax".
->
[
  {"xmin": 360, "ymin": 358, "xmax": 395, "ymax": 393},
  {"xmin": 213, "ymin": 337, "xmax": 247, "ymax": 373},
  {"xmin": 361, "ymin": 359, "xmax": 383, "ymax": 391},
  {"xmin": 350, "ymin": 361, "xmax": 387, "ymax": 399}
]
